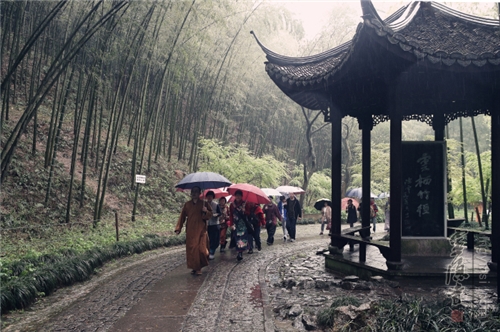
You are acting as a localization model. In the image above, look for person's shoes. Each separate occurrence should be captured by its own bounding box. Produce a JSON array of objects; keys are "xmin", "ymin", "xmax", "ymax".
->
[
  {"xmin": 191, "ymin": 270, "xmax": 196, "ymax": 274},
  {"xmin": 220, "ymin": 247, "xmax": 225, "ymax": 253},
  {"xmin": 283, "ymin": 236, "xmax": 287, "ymax": 242},
  {"xmin": 267, "ymin": 242, "xmax": 272, "ymax": 246},
  {"xmin": 257, "ymin": 243, "xmax": 262, "ymax": 251},
  {"xmin": 291, "ymin": 239, "xmax": 295, "ymax": 242},
  {"xmin": 237, "ymin": 252, "xmax": 243, "ymax": 261},
  {"xmin": 195, "ymin": 270, "xmax": 202, "ymax": 275},
  {"xmin": 319, "ymin": 232, "xmax": 323, "ymax": 235},
  {"xmin": 248, "ymin": 249, "xmax": 253, "ymax": 254},
  {"xmin": 209, "ymin": 254, "xmax": 215, "ymax": 260}
]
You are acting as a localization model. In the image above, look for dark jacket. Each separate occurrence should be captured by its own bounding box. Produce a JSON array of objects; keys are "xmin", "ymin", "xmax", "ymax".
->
[
  {"xmin": 286, "ymin": 198, "xmax": 302, "ymax": 220},
  {"xmin": 263, "ymin": 203, "xmax": 283, "ymax": 225}
]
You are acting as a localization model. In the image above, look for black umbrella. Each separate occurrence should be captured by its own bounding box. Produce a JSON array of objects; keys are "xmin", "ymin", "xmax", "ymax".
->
[
  {"xmin": 175, "ymin": 172, "xmax": 231, "ymax": 190},
  {"xmin": 314, "ymin": 198, "xmax": 332, "ymax": 211}
]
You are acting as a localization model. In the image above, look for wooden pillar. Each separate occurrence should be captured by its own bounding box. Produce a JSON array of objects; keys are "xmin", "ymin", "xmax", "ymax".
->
[
  {"xmin": 489, "ymin": 105, "xmax": 499, "ymax": 302},
  {"xmin": 329, "ymin": 107, "xmax": 344, "ymax": 251},
  {"xmin": 388, "ymin": 113, "xmax": 403, "ymax": 269},
  {"xmin": 359, "ymin": 116, "xmax": 373, "ymax": 262},
  {"xmin": 433, "ymin": 112, "xmax": 445, "ymax": 141}
]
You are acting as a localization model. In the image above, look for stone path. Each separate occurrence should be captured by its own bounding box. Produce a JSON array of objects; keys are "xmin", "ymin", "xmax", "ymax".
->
[
  {"xmin": 4, "ymin": 223, "xmax": 497, "ymax": 332},
  {"xmin": 5, "ymin": 224, "xmax": 329, "ymax": 332}
]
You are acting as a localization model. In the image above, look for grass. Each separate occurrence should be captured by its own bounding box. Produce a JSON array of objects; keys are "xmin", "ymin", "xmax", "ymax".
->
[
  {"xmin": 316, "ymin": 296, "xmax": 362, "ymax": 327},
  {"xmin": 1, "ymin": 229, "xmax": 186, "ymax": 313},
  {"xmin": 316, "ymin": 295, "xmax": 500, "ymax": 331}
]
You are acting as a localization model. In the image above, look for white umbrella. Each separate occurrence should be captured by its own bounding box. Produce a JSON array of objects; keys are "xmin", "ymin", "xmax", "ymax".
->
[
  {"xmin": 261, "ymin": 188, "xmax": 282, "ymax": 197},
  {"xmin": 276, "ymin": 185, "xmax": 305, "ymax": 194}
]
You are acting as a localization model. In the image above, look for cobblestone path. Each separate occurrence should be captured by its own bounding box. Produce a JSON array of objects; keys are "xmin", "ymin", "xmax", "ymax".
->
[
  {"xmin": 181, "ymin": 230, "xmax": 328, "ymax": 332},
  {"xmin": 10, "ymin": 225, "xmax": 329, "ymax": 332}
]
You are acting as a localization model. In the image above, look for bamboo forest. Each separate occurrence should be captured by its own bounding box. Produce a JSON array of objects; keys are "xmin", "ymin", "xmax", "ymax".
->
[{"xmin": 1, "ymin": 1, "xmax": 499, "ymax": 329}]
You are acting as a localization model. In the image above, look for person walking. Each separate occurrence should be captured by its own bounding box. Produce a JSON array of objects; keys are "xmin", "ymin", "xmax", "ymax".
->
[
  {"xmin": 228, "ymin": 190, "xmax": 249, "ymax": 261},
  {"xmin": 218, "ymin": 197, "xmax": 230, "ymax": 252},
  {"xmin": 175, "ymin": 186, "xmax": 212, "ymax": 275},
  {"xmin": 320, "ymin": 202, "xmax": 332, "ymax": 235},
  {"xmin": 346, "ymin": 199, "xmax": 357, "ymax": 228},
  {"xmin": 370, "ymin": 198, "xmax": 379, "ymax": 232},
  {"xmin": 286, "ymin": 193, "xmax": 301, "ymax": 242},
  {"xmin": 246, "ymin": 202, "xmax": 265, "ymax": 254},
  {"xmin": 384, "ymin": 197, "xmax": 390, "ymax": 232},
  {"xmin": 263, "ymin": 197, "xmax": 283, "ymax": 245},
  {"xmin": 278, "ymin": 196, "xmax": 288, "ymax": 242},
  {"xmin": 205, "ymin": 191, "xmax": 221, "ymax": 260}
]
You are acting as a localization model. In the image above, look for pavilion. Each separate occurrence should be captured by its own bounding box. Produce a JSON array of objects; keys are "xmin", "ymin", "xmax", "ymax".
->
[{"xmin": 252, "ymin": 0, "xmax": 499, "ymax": 295}]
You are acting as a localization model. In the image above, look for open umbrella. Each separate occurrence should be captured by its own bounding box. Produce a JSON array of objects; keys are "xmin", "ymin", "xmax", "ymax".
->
[
  {"xmin": 345, "ymin": 187, "xmax": 376, "ymax": 199},
  {"xmin": 175, "ymin": 172, "xmax": 231, "ymax": 190},
  {"xmin": 276, "ymin": 185, "xmax": 305, "ymax": 194},
  {"xmin": 341, "ymin": 197, "xmax": 359, "ymax": 210},
  {"xmin": 378, "ymin": 192, "xmax": 390, "ymax": 199},
  {"xmin": 261, "ymin": 188, "xmax": 282, "ymax": 197},
  {"xmin": 227, "ymin": 184, "xmax": 270, "ymax": 205},
  {"xmin": 201, "ymin": 188, "xmax": 229, "ymax": 199},
  {"xmin": 314, "ymin": 198, "xmax": 332, "ymax": 211}
]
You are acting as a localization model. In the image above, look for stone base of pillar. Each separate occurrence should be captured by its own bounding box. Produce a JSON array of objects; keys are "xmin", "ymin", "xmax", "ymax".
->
[
  {"xmin": 487, "ymin": 261, "xmax": 497, "ymax": 272},
  {"xmin": 401, "ymin": 238, "xmax": 451, "ymax": 256},
  {"xmin": 386, "ymin": 261, "xmax": 404, "ymax": 271},
  {"xmin": 329, "ymin": 245, "xmax": 344, "ymax": 255}
]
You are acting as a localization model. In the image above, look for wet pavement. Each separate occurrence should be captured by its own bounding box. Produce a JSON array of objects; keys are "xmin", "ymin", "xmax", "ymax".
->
[{"xmin": 2, "ymin": 224, "xmax": 498, "ymax": 332}]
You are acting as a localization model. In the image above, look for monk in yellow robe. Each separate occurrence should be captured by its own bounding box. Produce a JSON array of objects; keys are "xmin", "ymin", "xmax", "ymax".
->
[{"xmin": 175, "ymin": 186, "xmax": 212, "ymax": 275}]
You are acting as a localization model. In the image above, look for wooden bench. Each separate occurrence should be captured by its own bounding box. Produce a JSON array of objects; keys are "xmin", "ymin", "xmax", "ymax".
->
[
  {"xmin": 339, "ymin": 234, "xmax": 390, "ymax": 249},
  {"xmin": 341, "ymin": 226, "xmax": 379, "ymax": 252},
  {"xmin": 333, "ymin": 231, "xmax": 391, "ymax": 259},
  {"xmin": 342, "ymin": 225, "xmax": 371, "ymax": 236},
  {"xmin": 447, "ymin": 226, "xmax": 492, "ymax": 251}
]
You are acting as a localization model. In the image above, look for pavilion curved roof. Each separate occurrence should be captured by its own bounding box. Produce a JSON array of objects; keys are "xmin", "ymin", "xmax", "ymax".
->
[{"xmin": 253, "ymin": 0, "xmax": 500, "ymax": 111}]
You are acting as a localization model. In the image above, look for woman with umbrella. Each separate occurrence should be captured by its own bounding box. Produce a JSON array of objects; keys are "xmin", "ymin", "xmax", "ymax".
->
[
  {"xmin": 227, "ymin": 184, "xmax": 270, "ymax": 260},
  {"xmin": 346, "ymin": 199, "xmax": 358, "ymax": 228},
  {"xmin": 319, "ymin": 201, "xmax": 332, "ymax": 235},
  {"xmin": 228, "ymin": 190, "xmax": 250, "ymax": 261}
]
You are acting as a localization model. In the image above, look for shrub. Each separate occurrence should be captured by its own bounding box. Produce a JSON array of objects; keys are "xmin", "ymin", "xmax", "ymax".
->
[
  {"xmin": 316, "ymin": 296, "xmax": 361, "ymax": 328},
  {"xmin": 0, "ymin": 233, "xmax": 186, "ymax": 313}
]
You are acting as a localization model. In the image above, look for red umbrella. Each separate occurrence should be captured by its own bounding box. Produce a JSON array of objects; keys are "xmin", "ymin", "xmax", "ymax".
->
[
  {"xmin": 227, "ymin": 184, "xmax": 271, "ymax": 205},
  {"xmin": 341, "ymin": 197, "xmax": 359, "ymax": 210},
  {"xmin": 201, "ymin": 188, "xmax": 229, "ymax": 199}
]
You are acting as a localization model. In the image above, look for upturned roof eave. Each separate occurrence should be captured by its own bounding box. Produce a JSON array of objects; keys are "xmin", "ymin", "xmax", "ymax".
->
[{"xmin": 256, "ymin": 0, "xmax": 500, "ymax": 90}]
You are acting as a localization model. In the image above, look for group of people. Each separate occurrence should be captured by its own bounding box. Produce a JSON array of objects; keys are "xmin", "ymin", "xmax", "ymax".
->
[
  {"xmin": 319, "ymin": 197, "xmax": 391, "ymax": 235},
  {"xmin": 175, "ymin": 186, "xmax": 302, "ymax": 275}
]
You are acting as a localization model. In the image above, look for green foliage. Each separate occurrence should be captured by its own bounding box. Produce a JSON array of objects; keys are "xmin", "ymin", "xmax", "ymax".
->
[
  {"xmin": 317, "ymin": 295, "xmax": 500, "ymax": 330},
  {"xmin": 0, "ymin": 233, "xmax": 186, "ymax": 313},
  {"xmin": 447, "ymin": 138, "xmax": 491, "ymax": 206},
  {"xmin": 197, "ymin": 138, "xmax": 288, "ymax": 187},
  {"xmin": 330, "ymin": 296, "xmax": 362, "ymax": 308},
  {"xmin": 316, "ymin": 307, "xmax": 336, "ymax": 327},
  {"xmin": 317, "ymin": 296, "xmax": 361, "ymax": 327},
  {"xmin": 305, "ymin": 171, "xmax": 332, "ymax": 206},
  {"xmin": 373, "ymin": 296, "xmax": 500, "ymax": 331}
]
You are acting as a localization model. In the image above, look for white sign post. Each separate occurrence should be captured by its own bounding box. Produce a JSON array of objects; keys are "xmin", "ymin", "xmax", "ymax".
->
[{"xmin": 135, "ymin": 175, "xmax": 146, "ymax": 184}]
